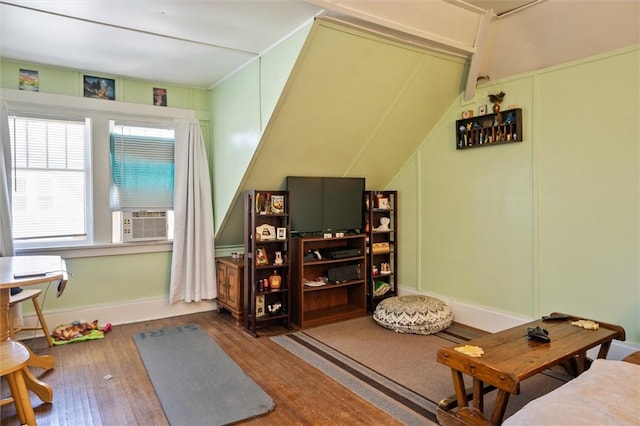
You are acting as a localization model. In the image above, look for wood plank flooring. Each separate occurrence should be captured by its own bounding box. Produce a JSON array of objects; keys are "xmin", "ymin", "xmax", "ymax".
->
[{"xmin": 1, "ymin": 311, "xmax": 403, "ymax": 426}]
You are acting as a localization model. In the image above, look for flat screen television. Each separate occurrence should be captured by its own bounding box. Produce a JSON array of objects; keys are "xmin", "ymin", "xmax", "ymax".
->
[{"xmin": 286, "ymin": 176, "xmax": 365, "ymax": 235}]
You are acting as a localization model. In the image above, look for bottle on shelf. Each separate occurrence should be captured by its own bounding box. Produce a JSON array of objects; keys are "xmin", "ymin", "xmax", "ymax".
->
[{"xmin": 269, "ymin": 270, "xmax": 281, "ymax": 289}]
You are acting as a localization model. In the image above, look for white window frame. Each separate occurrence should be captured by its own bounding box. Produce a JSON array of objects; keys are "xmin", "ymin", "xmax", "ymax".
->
[{"xmin": 1, "ymin": 88, "xmax": 196, "ymax": 258}]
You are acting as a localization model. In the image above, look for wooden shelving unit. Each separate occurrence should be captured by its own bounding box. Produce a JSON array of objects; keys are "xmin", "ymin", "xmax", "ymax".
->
[
  {"xmin": 364, "ymin": 191, "xmax": 397, "ymax": 310},
  {"xmin": 290, "ymin": 234, "xmax": 367, "ymax": 328},
  {"xmin": 243, "ymin": 190, "xmax": 291, "ymax": 337},
  {"xmin": 456, "ymin": 108, "xmax": 523, "ymax": 149}
]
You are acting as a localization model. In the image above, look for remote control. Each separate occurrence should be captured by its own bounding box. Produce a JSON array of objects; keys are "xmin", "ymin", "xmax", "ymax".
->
[{"xmin": 542, "ymin": 313, "xmax": 569, "ymax": 321}]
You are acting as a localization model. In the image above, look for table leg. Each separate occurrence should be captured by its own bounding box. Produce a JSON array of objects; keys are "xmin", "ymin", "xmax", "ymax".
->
[
  {"xmin": 22, "ymin": 366, "xmax": 53, "ymax": 403},
  {"xmin": 451, "ymin": 369, "xmax": 468, "ymax": 409},
  {"xmin": 490, "ymin": 389, "xmax": 510, "ymax": 425},
  {"xmin": 20, "ymin": 343, "xmax": 55, "ymax": 371},
  {"xmin": 472, "ymin": 378, "xmax": 484, "ymax": 411},
  {"xmin": 1, "ymin": 288, "xmax": 10, "ymax": 341},
  {"xmin": 597, "ymin": 341, "xmax": 612, "ymax": 359},
  {"xmin": 576, "ymin": 352, "xmax": 587, "ymax": 374}
]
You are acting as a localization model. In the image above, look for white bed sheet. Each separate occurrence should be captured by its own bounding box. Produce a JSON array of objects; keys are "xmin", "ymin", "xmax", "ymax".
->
[{"xmin": 504, "ymin": 359, "xmax": 640, "ymax": 426}]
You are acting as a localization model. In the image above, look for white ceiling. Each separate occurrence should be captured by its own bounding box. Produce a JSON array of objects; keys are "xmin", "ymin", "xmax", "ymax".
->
[{"xmin": 0, "ymin": 0, "xmax": 539, "ymax": 89}]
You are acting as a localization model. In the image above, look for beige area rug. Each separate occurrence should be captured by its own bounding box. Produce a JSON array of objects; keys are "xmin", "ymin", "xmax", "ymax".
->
[{"xmin": 273, "ymin": 316, "xmax": 570, "ymax": 425}]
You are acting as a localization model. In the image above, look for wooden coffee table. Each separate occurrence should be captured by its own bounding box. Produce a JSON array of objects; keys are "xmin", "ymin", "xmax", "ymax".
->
[{"xmin": 436, "ymin": 313, "xmax": 625, "ymax": 425}]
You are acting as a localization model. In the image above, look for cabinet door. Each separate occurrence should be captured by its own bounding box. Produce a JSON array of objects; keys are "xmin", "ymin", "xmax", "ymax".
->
[
  {"xmin": 216, "ymin": 262, "xmax": 228, "ymax": 304},
  {"xmin": 226, "ymin": 265, "xmax": 241, "ymax": 310}
]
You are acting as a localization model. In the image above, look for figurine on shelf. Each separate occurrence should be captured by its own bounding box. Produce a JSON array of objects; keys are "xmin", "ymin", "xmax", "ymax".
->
[
  {"xmin": 488, "ymin": 91, "xmax": 505, "ymax": 114},
  {"xmin": 267, "ymin": 301, "xmax": 282, "ymax": 315},
  {"xmin": 374, "ymin": 217, "xmax": 391, "ymax": 232},
  {"xmin": 274, "ymin": 251, "xmax": 283, "ymax": 265}
]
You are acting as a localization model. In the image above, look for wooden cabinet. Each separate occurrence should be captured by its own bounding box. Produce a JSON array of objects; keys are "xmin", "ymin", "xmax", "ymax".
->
[
  {"xmin": 215, "ymin": 257, "xmax": 244, "ymax": 325},
  {"xmin": 364, "ymin": 191, "xmax": 397, "ymax": 310},
  {"xmin": 291, "ymin": 234, "xmax": 367, "ymax": 328},
  {"xmin": 456, "ymin": 108, "xmax": 523, "ymax": 149},
  {"xmin": 243, "ymin": 190, "xmax": 291, "ymax": 337}
]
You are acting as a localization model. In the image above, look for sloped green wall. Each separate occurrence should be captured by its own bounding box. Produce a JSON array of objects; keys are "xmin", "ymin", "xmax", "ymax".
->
[{"xmin": 391, "ymin": 46, "xmax": 640, "ymax": 343}]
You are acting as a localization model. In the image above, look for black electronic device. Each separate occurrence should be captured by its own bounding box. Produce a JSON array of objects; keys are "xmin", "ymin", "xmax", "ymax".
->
[
  {"xmin": 287, "ymin": 176, "xmax": 365, "ymax": 235},
  {"xmin": 527, "ymin": 326, "xmax": 550, "ymax": 343},
  {"xmin": 325, "ymin": 248, "xmax": 363, "ymax": 259},
  {"xmin": 542, "ymin": 313, "xmax": 569, "ymax": 321},
  {"xmin": 327, "ymin": 264, "xmax": 361, "ymax": 283}
]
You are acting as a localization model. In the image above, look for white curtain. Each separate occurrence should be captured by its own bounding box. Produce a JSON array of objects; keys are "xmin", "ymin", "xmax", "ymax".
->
[
  {"xmin": 0, "ymin": 104, "xmax": 14, "ymax": 257},
  {"xmin": 1, "ymin": 104, "xmax": 22, "ymax": 326},
  {"xmin": 169, "ymin": 118, "xmax": 216, "ymax": 304}
]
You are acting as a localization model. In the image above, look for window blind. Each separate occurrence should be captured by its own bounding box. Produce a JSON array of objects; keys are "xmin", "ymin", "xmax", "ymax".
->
[
  {"xmin": 9, "ymin": 114, "xmax": 88, "ymax": 242},
  {"xmin": 110, "ymin": 123, "xmax": 175, "ymax": 210}
]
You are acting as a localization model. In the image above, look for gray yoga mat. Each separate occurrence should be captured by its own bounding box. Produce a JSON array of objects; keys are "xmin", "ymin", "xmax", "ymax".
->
[{"xmin": 133, "ymin": 323, "xmax": 275, "ymax": 425}]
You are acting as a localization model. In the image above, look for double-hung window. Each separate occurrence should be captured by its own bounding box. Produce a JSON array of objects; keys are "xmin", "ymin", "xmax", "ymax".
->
[{"xmin": 8, "ymin": 114, "xmax": 90, "ymax": 246}]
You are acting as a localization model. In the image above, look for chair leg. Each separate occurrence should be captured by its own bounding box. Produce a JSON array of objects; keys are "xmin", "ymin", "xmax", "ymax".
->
[
  {"xmin": 7, "ymin": 368, "xmax": 37, "ymax": 426},
  {"xmin": 31, "ymin": 297, "xmax": 53, "ymax": 347}
]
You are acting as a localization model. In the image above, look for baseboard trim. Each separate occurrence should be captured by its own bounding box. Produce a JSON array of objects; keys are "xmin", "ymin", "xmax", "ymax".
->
[
  {"xmin": 398, "ymin": 287, "xmax": 639, "ymax": 360},
  {"xmin": 14, "ymin": 297, "xmax": 217, "ymax": 341}
]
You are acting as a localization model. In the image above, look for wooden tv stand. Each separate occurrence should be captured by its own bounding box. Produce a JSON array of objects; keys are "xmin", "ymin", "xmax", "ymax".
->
[{"xmin": 290, "ymin": 234, "xmax": 367, "ymax": 329}]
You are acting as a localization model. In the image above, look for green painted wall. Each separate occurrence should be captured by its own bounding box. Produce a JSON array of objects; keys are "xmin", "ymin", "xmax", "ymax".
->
[
  {"xmin": 0, "ymin": 59, "xmax": 210, "ymax": 119},
  {"xmin": 211, "ymin": 23, "xmax": 312, "ymax": 236},
  {"xmin": 391, "ymin": 46, "xmax": 640, "ymax": 343},
  {"xmin": 21, "ymin": 253, "xmax": 172, "ymax": 312}
]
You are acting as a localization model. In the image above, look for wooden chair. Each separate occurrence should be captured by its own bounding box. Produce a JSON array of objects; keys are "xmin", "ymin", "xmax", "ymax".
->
[
  {"xmin": 9, "ymin": 289, "xmax": 54, "ymax": 347},
  {"xmin": 0, "ymin": 341, "xmax": 37, "ymax": 425}
]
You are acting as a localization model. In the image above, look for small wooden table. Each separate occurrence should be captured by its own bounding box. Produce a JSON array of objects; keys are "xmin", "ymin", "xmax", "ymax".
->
[
  {"xmin": 436, "ymin": 314, "xmax": 625, "ymax": 425},
  {"xmin": 0, "ymin": 255, "xmax": 67, "ymax": 403}
]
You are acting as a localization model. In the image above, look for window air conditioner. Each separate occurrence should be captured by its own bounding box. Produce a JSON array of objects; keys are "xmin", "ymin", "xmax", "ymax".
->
[{"xmin": 122, "ymin": 211, "xmax": 168, "ymax": 242}]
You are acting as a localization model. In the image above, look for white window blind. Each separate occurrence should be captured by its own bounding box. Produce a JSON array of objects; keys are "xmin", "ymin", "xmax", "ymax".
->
[
  {"xmin": 110, "ymin": 122, "xmax": 175, "ymax": 210},
  {"xmin": 9, "ymin": 114, "xmax": 88, "ymax": 242}
]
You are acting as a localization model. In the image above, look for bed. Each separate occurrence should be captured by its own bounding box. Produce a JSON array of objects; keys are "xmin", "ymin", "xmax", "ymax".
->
[{"xmin": 503, "ymin": 357, "xmax": 640, "ymax": 425}]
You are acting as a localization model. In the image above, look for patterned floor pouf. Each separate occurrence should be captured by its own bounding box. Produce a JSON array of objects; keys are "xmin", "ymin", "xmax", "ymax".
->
[{"xmin": 373, "ymin": 295, "xmax": 453, "ymax": 335}]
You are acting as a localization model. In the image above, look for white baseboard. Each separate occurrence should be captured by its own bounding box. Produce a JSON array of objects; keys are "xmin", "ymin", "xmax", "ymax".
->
[
  {"xmin": 14, "ymin": 297, "xmax": 218, "ymax": 341},
  {"xmin": 398, "ymin": 287, "xmax": 639, "ymax": 361}
]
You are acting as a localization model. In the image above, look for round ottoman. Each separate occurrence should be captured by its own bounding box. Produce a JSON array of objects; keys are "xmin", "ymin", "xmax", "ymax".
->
[{"xmin": 373, "ymin": 295, "xmax": 453, "ymax": 335}]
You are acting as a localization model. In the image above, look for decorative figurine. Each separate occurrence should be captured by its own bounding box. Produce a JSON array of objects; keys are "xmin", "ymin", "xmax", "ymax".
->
[
  {"xmin": 374, "ymin": 217, "xmax": 391, "ymax": 232},
  {"xmin": 488, "ymin": 91, "xmax": 505, "ymax": 113},
  {"xmin": 274, "ymin": 251, "xmax": 283, "ymax": 265}
]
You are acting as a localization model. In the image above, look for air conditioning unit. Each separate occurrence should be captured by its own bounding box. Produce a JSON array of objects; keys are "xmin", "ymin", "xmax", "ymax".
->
[{"xmin": 122, "ymin": 210, "xmax": 168, "ymax": 242}]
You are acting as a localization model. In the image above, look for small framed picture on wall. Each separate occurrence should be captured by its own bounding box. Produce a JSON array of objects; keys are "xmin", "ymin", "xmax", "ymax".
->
[{"xmin": 83, "ymin": 75, "xmax": 115, "ymax": 100}]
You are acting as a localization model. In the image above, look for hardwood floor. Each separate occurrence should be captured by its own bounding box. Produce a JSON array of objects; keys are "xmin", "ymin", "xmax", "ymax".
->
[{"xmin": 1, "ymin": 311, "xmax": 403, "ymax": 426}]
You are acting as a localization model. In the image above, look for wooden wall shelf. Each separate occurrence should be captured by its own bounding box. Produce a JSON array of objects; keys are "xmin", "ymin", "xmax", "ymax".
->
[{"xmin": 456, "ymin": 108, "xmax": 523, "ymax": 150}]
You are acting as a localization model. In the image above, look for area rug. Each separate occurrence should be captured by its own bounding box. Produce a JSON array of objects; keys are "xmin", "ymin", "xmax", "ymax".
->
[
  {"xmin": 133, "ymin": 323, "xmax": 275, "ymax": 425},
  {"xmin": 272, "ymin": 316, "xmax": 569, "ymax": 425}
]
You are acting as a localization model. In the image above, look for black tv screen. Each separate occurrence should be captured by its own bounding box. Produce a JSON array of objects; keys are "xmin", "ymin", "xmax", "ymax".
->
[{"xmin": 287, "ymin": 176, "xmax": 365, "ymax": 235}]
